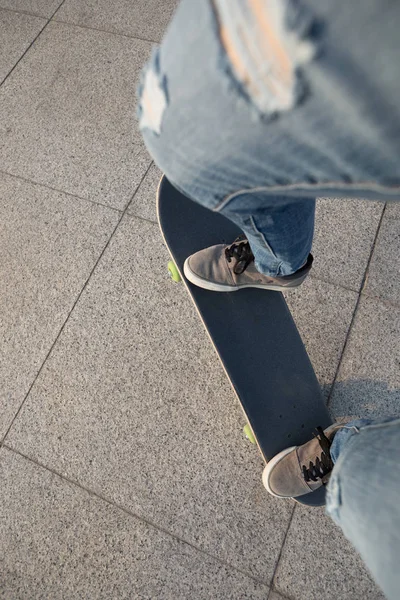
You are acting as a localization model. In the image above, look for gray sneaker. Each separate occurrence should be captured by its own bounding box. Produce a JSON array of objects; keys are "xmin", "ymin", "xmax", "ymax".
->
[
  {"xmin": 184, "ymin": 236, "xmax": 312, "ymax": 292},
  {"xmin": 262, "ymin": 424, "xmax": 346, "ymax": 499}
]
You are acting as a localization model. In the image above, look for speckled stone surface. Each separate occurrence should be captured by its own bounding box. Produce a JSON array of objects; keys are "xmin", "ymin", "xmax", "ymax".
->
[
  {"xmin": 273, "ymin": 505, "xmax": 385, "ymax": 600},
  {"xmin": 313, "ymin": 198, "xmax": 383, "ymax": 292},
  {"xmin": 284, "ymin": 278, "xmax": 358, "ymax": 396},
  {"xmin": 330, "ymin": 296, "xmax": 400, "ymax": 419},
  {"xmin": 56, "ymin": 0, "xmax": 178, "ymax": 42},
  {"xmin": 0, "ymin": 0, "xmax": 62, "ymax": 17},
  {"xmin": 269, "ymin": 591, "xmax": 288, "ymax": 600},
  {"xmin": 0, "ymin": 9, "xmax": 45, "ymax": 83},
  {"xmin": 0, "ymin": 447, "xmax": 268, "ymax": 599},
  {"xmin": 0, "ymin": 173, "xmax": 119, "ymax": 439},
  {"xmin": 1, "ymin": 3, "xmax": 397, "ymax": 598},
  {"xmin": 363, "ymin": 203, "xmax": 400, "ymax": 306},
  {"xmin": 0, "ymin": 22, "xmax": 152, "ymax": 209},
  {"xmin": 127, "ymin": 162, "xmax": 161, "ymax": 222},
  {"xmin": 6, "ymin": 213, "xmax": 293, "ymax": 582}
]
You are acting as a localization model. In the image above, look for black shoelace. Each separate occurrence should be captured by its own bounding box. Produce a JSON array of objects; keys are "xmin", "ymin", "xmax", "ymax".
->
[
  {"xmin": 302, "ymin": 427, "xmax": 334, "ymax": 483},
  {"xmin": 225, "ymin": 236, "xmax": 255, "ymax": 275}
]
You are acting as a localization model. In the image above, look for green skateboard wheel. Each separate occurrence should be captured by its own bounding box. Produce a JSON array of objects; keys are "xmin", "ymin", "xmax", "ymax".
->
[
  {"xmin": 243, "ymin": 423, "xmax": 256, "ymax": 444},
  {"xmin": 168, "ymin": 260, "xmax": 181, "ymax": 283}
]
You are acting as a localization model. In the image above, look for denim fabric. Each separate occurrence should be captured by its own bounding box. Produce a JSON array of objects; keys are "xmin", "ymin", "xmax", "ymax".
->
[
  {"xmin": 138, "ymin": 0, "xmax": 400, "ymax": 275},
  {"xmin": 327, "ymin": 418, "xmax": 400, "ymax": 600},
  {"xmin": 138, "ymin": 3, "xmax": 400, "ymax": 593}
]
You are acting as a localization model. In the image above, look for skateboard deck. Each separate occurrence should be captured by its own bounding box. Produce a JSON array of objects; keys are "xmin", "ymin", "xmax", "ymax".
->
[{"xmin": 157, "ymin": 176, "xmax": 332, "ymax": 507}]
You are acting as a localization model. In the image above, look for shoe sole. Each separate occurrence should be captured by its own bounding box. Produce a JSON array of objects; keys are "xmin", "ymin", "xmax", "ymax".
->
[
  {"xmin": 183, "ymin": 259, "xmax": 299, "ymax": 292},
  {"xmin": 262, "ymin": 446, "xmax": 297, "ymax": 498}
]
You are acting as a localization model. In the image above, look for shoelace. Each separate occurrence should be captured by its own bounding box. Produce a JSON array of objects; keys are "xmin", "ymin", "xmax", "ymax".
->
[
  {"xmin": 225, "ymin": 236, "xmax": 255, "ymax": 275},
  {"xmin": 302, "ymin": 426, "xmax": 334, "ymax": 483}
]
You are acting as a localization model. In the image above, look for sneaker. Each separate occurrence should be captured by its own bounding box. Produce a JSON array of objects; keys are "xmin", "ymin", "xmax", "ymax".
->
[
  {"xmin": 262, "ymin": 424, "xmax": 345, "ymax": 499},
  {"xmin": 184, "ymin": 236, "xmax": 312, "ymax": 292}
]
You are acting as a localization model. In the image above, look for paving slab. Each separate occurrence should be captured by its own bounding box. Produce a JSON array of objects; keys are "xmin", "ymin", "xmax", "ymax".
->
[
  {"xmin": 284, "ymin": 278, "xmax": 358, "ymax": 397},
  {"xmin": 0, "ymin": 22, "xmax": 152, "ymax": 210},
  {"xmin": 274, "ymin": 505, "xmax": 385, "ymax": 600},
  {"xmin": 56, "ymin": 0, "xmax": 178, "ymax": 43},
  {"xmin": 269, "ymin": 591, "xmax": 288, "ymax": 600},
  {"xmin": 6, "ymin": 213, "xmax": 293, "ymax": 582},
  {"xmin": 363, "ymin": 203, "xmax": 400, "ymax": 306},
  {"xmin": 0, "ymin": 447, "xmax": 268, "ymax": 599},
  {"xmin": 127, "ymin": 162, "xmax": 161, "ymax": 222},
  {"xmin": 0, "ymin": 0, "xmax": 62, "ymax": 17},
  {"xmin": 312, "ymin": 198, "xmax": 383, "ymax": 291},
  {"xmin": 0, "ymin": 173, "xmax": 119, "ymax": 439},
  {"xmin": 329, "ymin": 295, "xmax": 400, "ymax": 419},
  {"xmin": 0, "ymin": 9, "xmax": 45, "ymax": 83}
]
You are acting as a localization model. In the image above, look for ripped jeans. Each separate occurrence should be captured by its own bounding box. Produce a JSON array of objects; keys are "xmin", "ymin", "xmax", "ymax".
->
[
  {"xmin": 138, "ymin": 0, "xmax": 400, "ymax": 276},
  {"xmin": 327, "ymin": 418, "xmax": 400, "ymax": 600},
  {"xmin": 138, "ymin": 1, "xmax": 400, "ymax": 595}
]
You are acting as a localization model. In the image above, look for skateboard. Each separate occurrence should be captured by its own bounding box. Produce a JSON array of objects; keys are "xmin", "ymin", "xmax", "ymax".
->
[{"xmin": 157, "ymin": 176, "xmax": 332, "ymax": 507}]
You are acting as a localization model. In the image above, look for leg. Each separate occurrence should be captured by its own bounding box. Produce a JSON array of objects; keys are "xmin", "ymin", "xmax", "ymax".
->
[
  {"xmin": 262, "ymin": 418, "xmax": 400, "ymax": 600},
  {"xmin": 220, "ymin": 190, "xmax": 315, "ymax": 276},
  {"xmin": 137, "ymin": 0, "xmax": 317, "ymax": 280},
  {"xmin": 138, "ymin": 0, "xmax": 400, "ymax": 285},
  {"xmin": 326, "ymin": 418, "xmax": 400, "ymax": 600}
]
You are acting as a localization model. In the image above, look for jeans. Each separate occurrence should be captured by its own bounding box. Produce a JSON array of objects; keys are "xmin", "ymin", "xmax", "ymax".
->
[
  {"xmin": 138, "ymin": 0, "xmax": 400, "ymax": 276},
  {"xmin": 327, "ymin": 418, "xmax": 400, "ymax": 600},
  {"xmin": 138, "ymin": 3, "xmax": 400, "ymax": 595}
]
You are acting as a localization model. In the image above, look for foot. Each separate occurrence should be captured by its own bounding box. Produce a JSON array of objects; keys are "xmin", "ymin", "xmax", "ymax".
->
[
  {"xmin": 262, "ymin": 424, "xmax": 346, "ymax": 499},
  {"xmin": 184, "ymin": 236, "xmax": 312, "ymax": 292}
]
